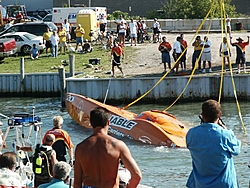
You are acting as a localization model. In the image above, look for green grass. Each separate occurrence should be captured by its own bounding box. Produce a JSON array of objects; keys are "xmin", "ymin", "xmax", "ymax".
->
[{"xmin": 0, "ymin": 45, "xmax": 136, "ymax": 78}]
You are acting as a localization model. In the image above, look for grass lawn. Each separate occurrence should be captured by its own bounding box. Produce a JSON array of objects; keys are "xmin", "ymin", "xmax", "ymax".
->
[{"xmin": 0, "ymin": 45, "xmax": 135, "ymax": 78}]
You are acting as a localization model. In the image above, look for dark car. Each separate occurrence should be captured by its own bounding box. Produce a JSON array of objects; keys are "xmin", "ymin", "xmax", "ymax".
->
[
  {"xmin": 0, "ymin": 22, "xmax": 57, "ymax": 37},
  {"xmin": 27, "ymin": 10, "xmax": 50, "ymax": 18}
]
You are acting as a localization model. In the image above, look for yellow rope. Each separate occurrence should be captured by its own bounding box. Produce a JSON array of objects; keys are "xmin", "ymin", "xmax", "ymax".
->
[
  {"xmin": 121, "ymin": 8, "xmax": 213, "ymax": 110},
  {"xmin": 164, "ymin": 7, "xmax": 215, "ymax": 111},
  {"xmin": 219, "ymin": 0, "xmax": 246, "ymax": 134}
]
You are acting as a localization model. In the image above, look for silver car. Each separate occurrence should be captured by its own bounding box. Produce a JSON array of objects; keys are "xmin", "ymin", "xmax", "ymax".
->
[{"xmin": 0, "ymin": 32, "xmax": 45, "ymax": 55}]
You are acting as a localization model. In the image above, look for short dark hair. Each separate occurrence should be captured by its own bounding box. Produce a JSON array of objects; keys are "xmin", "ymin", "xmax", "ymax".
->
[
  {"xmin": 90, "ymin": 107, "xmax": 110, "ymax": 128},
  {"xmin": 202, "ymin": 99, "xmax": 221, "ymax": 122},
  {"xmin": 0, "ymin": 152, "xmax": 17, "ymax": 169}
]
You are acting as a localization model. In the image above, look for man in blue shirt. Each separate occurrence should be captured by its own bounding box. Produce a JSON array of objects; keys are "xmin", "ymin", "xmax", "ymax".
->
[
  {"xmin": 38, "ymin": 161, "xmax": 71, "ymax": 188},
  {"xmin": 186, "ymin": 99, "xmax": 241, "ymax": 188},
  {"xmin": 30, "ymin": 44, "xmax": 39, "ymax": 60}
]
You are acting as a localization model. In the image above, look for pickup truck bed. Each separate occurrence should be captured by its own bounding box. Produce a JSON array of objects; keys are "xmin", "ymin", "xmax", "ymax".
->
[{"xmin": 0, "ymin": 38, "xmax": 17, "ymax": 61}]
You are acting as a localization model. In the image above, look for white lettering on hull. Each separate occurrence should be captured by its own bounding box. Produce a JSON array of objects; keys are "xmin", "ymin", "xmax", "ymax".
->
[{"xmin": 109, "ymin": 115, "xmax": 137, "ymax": 130}]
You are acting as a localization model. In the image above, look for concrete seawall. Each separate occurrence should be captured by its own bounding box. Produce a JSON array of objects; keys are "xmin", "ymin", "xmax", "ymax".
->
[
  {"xmin": 66, "ymin": 74, "xmax": 250, "ymax": 103},
  {"xmin": 0, "ymin": 73, "xmax": 249, "ymax": 102}
]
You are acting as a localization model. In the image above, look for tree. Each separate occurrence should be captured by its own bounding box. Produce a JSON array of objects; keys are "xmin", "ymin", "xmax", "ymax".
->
[{"xmin": 147, "ymin": 0, "xmax": 237, "ymax": 19}]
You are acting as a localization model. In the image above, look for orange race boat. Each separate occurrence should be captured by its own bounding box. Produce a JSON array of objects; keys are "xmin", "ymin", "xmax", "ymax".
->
[{"xmin": 65, "ymin": 92, "xmax": 189, "ymax": 147}]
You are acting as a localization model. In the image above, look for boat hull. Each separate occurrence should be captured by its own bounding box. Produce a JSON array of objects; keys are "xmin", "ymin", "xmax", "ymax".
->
[{"xmin": 65, "ymin": 93, "xmax": 188, "ymax": 147}]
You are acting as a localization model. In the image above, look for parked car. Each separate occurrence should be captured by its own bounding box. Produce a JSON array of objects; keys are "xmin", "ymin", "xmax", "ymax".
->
[
  {"xmin": 27, "ymin": 10, "xmax": 50, "ymax": 18},
  {"xmin": 42, "ymin": 14, "xmax": 52, "ymax": 22},
  {"xmin": 0, "ymin": 22, "xmax": 57, "ymax": 37},
  {"xmin": 0, "ymin": 38, "xmax": 17, "ymax": 61},
  {"xmin": 0, "ymin": 32, "xmax": 45, "ymax": 55}
]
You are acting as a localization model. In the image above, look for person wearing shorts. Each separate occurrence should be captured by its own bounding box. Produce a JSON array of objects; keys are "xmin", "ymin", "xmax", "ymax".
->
[
  {"xmin": 219, "ymin": 37, "xmax": 231, "ymax": 72},
  {"xmin": 74, "ymin": 24, "xmax": 85, "ymax": 51},
  {"xmin": 118, "ymin": 21, "xmax": 127, "ymax": 45},
  {"xmin": 129, "ymin": 18, "xmax": 138, "ymax": 46},
  {"xmin": 200, "ymin": 36, "xmax": 212, "ymax": 73},
  {"xmin": 43, "ymin": 27, "xmax": 52, "ymax": 56},
  {"xmin": 111, "ymin": 41, "xmax": 125, "ymax": 78},
  {"xmin": 153, "ymin": 18, "xmax": 160, "ymax": 43},
  {"xmin": 230, "ymin": 36, "xmax": 249, "ymax": 74},
  {"xmin": 58, "ymin": 26, "xmax": 67, "ymax": 55},
  {"xmin": 158, "ymin": 36, "xmax": 172, "ymax": 73}
]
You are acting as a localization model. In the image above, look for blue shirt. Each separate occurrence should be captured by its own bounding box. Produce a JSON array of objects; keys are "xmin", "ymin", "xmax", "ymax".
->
[
  {"xmin": 30, "ymin": 47, "xmax": 39, "ymax": 57},
  {"xmin": 38, "ymin": 178, "xmax": 69, "ymax": 188},
  {"xmin": 186, "ymin": 123, "xmax": 241, "ymax": 188}
]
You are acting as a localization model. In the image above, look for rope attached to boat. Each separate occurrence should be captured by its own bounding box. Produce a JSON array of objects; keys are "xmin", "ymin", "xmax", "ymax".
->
[
  {"xmin": 218, "ymin": 0, "xmax": 246, "ymax": 134},
  {"xmin": 121, "ymin": 8, "xmax": 213, "ymax": 110}
]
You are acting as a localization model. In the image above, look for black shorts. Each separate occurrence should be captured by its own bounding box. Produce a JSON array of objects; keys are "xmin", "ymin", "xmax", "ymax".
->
[
  {"xmin": 173, "ymin": 53, "xmax": 182, "ymax": 61},
  {"xmin": 45, "ymin": 41, "xmax": 52, "ymax": 48},
  {"xmin": 153, "ymin": 28, "xmax": 159, "ymax": 35},
  {"xmin": 236, "ymin": 53, "xmax": 246, "ymax": 64},
  {"xmin": 112, "ymin": 59, "xmax": 121, "ymax": 66}
]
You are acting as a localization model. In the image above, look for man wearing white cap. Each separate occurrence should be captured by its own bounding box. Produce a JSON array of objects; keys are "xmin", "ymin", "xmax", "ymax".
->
[{"xmin": 74, "ymin": 24, "xmax": 85, "ymax": 51}]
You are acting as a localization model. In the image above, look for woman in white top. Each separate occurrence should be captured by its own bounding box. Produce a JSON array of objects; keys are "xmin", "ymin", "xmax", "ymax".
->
[
  {"xmin": 219, "ymin": 37, "xmax": 231, "ymax": 72},
  {"xmin": 118, "ymin": 21, "xmax": 127, "ymax": 45}
]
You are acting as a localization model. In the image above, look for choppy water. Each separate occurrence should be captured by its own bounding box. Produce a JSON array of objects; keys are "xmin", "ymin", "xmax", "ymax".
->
[{"xmin": 0, "ymin": 98, "xmax": 249, "ymax": 188}]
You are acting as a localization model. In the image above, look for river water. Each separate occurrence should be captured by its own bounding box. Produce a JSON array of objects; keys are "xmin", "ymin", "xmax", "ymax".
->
[{"xmin": 0, "ymin": 97, "xmax": 249, "ymax": 188}]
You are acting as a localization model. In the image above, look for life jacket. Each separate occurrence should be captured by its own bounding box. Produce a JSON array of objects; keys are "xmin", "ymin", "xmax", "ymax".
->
[{"xmin": 32, "ymin": 144, "xmax": 53, "ymax": 180}]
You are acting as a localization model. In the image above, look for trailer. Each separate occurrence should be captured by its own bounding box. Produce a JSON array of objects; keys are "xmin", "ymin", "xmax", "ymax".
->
[{"xmin": 52, "ymin": 7, "xmax": 107, "ymax": 27}]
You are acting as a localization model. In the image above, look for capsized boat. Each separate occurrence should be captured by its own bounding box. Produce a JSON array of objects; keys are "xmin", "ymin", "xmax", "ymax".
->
[{"xmin": 65, "ymin": 93, "xmax": 189, "ymax": 147}]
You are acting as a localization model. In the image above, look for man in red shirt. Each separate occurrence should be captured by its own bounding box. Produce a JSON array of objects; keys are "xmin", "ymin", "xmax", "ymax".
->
[
  {"xmin": 111, "ymin": 41, "xmax": 125, "ymax": 78},
  {"xmin": 158, "ymin": 36, "xmax": 172, "ymax": 73},
  {"xmin": 180, "ymin": 33, "xmax": 188, "ymax": 71},
  {"xmin": 230, "ymin": 36, "xmax": 249, "ymax": 73}
]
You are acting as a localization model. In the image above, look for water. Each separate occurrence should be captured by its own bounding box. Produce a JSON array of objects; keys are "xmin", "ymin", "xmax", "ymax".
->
[{"xmin": 0, "ymin": 98, "xmax": 249, "ymax": 188}]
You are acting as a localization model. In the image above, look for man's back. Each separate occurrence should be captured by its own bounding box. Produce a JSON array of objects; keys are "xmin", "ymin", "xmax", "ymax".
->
[
  {"xmin": 74, "ymin": 107, "xmax": 141, "ymax": 188},
  {"xmin": 75, "ymin": 133, "xmax": 121, "ymax": 188}
]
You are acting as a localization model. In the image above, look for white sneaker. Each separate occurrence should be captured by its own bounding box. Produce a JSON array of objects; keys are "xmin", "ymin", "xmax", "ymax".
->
[
  {"xmin": 237, "ymin": 69, "xmax": 241, "ymax": 74},
  {"xmin": 209, "ymin": 68, "xmax": 212, "ymax": 73},
  {"xmin": 202, "ymin": 69, "xmax": 206, "ymax": 73},
  {"xmin": 244, "ymin": 69, "xmax": 247, "ymax": 73},
  {"xmin": 122, "ymin": 74, "xmax": 125, "ymax": 78}
]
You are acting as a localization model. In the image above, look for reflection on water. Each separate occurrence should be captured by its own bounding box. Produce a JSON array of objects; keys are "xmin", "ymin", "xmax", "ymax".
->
[{"xmin": 0, "ymin": 98, "xmax": 249, "ymax": 188}]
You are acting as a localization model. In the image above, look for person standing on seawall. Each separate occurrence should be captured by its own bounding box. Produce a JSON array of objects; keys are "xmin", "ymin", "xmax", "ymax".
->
[
  {"xmin": 74, "ymin": 107, "xmax": 142, "ymax": 188},
  {"xmin": 158, "ymin": 36, "xmax": 172, "ymax": 73},
  {"xmin": 186, "ymin": 99, "xmax": 241, "ymax": 188},
  {"xmin": 230, "ymin": 36, "xmax": 249, "ymax": 74},
  {"xmin": 192, "ymin": 36, "xmax": 202, "ymax": 71},
  {"xmin": 200, "ymin": 36, "xmax": 212, "ymax": 73}
]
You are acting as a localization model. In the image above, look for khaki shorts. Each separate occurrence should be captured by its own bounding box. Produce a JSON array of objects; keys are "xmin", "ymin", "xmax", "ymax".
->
[{"xmin": 60, "ymin": 42, "xmax": 67, "ymax": 47}]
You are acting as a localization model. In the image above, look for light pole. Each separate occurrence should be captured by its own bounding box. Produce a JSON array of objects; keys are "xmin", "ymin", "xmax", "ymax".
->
[
  {"xmin": 128, "ymin": 6, "xmax": 131, "ymax": 18},
  {"xmin": 89, "ymin": 0, "xmax": 91, "ymax": 7}
]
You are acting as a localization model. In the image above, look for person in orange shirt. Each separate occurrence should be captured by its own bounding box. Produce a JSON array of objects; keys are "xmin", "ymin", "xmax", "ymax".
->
[
  {"xmin": 42, "ymin": 116, "xmax": 74, "ymax": 166},
  {"xmin": 230, "ymin": 36, "xmax": 249, "ymax": 73},
  {"xmin": 158, "ymin": 36, "xmax": 172, "ymax": 73},
  {"xmin": 180, "ymin": 33, "xmax": 188, "ymax": 71},
  {"xmin": 111, "ymin": 40, "xmax": 125, "ymax": 78}
]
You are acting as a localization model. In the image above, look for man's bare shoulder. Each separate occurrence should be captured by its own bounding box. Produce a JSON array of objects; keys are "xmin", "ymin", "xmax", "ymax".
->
[{"xmin": 77, "ymin": 134, "xmax": 126, "ymax": 150}]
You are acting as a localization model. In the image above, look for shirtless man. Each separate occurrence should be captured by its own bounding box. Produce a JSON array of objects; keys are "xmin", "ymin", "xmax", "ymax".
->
[{"xmin": 74, "ymin": 107, "xmax": 142, "ymax": 188}]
